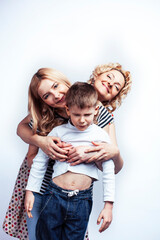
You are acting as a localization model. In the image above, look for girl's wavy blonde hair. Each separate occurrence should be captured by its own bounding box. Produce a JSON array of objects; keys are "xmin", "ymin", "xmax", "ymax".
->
[
  {"xmin": 28, "ymin": 68, "xmax": 71, "ymax": 136},
  {"xmin": 88, "ymin": 63, "xmax": 132, "ymax": 112}
]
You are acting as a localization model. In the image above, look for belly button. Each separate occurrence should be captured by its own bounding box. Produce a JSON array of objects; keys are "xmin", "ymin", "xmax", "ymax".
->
[{"xmin": 71, "ymin": 182, "xmax": 75, "ymax": 186}]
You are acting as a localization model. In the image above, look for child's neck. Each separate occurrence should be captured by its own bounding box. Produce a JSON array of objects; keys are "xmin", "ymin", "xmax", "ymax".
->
[{"xmin": 69, "ymin": 120, "xmax": 91, "ymax": 131}]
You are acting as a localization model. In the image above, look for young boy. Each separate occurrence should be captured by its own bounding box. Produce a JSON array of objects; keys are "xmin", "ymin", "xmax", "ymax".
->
[{"xmin": 25, "ymin": 82, "xmax": 115, "ymax": 240}]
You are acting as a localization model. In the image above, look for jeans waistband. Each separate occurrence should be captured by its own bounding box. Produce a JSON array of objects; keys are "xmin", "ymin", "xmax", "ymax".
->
[{"xmin": 48, "ymin": 180, "xmax": 93, "ymax": 199}]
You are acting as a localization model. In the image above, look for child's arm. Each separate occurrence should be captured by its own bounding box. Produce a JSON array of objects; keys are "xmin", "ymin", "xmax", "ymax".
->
[
  {"xmin": 24, "ymin": 141, "xmax": 54, "ymax": 218},
  {"xmin": 97, "ymin": 159, "xmax": 115, "ymax": 232},
  {"xmin": 24, "ymin": 190, "xmax": 35, "ymax": 218},
  {"xmin": 97, "ymin": 201, "xmax": 113, "ymax": 233},
  {"xmin": 26, "ymin": 147, "xmax": 49, "ymax": 193},
  {"xmin": 26, "ymin": 127, "xmax": 59, "ymax": 192},
  {"xmin": 24, "ymin": 143, "xmax": 51, "ymax": 218},
  {"xmin": 102, "ymin": 159, "xmax": 115, "ymax": 201}
]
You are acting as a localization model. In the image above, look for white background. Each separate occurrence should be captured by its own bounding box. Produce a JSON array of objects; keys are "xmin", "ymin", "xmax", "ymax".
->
[{"xmin": 0, "ymin": 0, "xmax": 160, "ymax": 239}]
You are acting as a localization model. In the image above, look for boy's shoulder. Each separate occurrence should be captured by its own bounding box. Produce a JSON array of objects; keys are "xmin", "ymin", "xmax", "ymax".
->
[
  {"xmin": 49, "ymin": 122, "xmax": 69, "ymax": 136},
  {"xmin": 55, "ymin": 122, "xmax": 68, "ymax": 129},
  {"xmin": 91, "ymin": 124, "xmax": 110, "ymax": 142},
  {"xmin": 92, "ymin": 124, "xmax": 108, "ymax": 135},
  {"xmin": 92, "ymin": 123, "xmax": 104, "ymax": 130}
]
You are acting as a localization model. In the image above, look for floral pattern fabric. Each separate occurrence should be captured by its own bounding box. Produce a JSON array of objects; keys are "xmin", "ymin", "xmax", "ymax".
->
[{"xmin": 3, "ymin": 157, "xmax": 30, "ymax": 239}]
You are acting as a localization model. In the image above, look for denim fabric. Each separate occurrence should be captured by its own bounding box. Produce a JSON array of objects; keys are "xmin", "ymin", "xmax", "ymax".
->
[
  {"xmin": 27, "ymin": 192, "xmax": 42, "ymax": 240},
  {"xmin": 36, "ymin": 181, "xmax": 93, "ymax": 240}
]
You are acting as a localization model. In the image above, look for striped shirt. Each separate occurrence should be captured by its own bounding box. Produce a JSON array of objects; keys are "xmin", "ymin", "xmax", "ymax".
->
[{"xmin": 29, "ymin": 105, "xmax": 114, "ymax": 194}]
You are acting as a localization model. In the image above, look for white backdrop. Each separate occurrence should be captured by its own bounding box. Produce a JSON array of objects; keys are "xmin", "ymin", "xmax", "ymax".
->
[{"xmin": 0, "ymin": 0, "xmax": 160, "ymax": 240}]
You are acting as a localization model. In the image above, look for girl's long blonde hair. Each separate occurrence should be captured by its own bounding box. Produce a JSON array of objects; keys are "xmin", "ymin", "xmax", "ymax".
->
[
  {"xmin": 28, "ymin": 68, "xmax": 71, "ymax": 135},
  {"xmin": 89, "ymin": 63, "xmax": 132, "ymax": 112}
]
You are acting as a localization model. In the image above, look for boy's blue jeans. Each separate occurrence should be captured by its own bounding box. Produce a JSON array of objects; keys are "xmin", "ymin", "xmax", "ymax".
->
[{"xmin": 36, "ymin": 180, "xmax": 93, "ymax": 240}]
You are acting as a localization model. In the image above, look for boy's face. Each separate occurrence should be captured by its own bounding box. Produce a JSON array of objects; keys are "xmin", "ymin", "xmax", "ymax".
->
[{"xmin": 66, "ymin": 105, "xmax": 99, "ymax": 131}]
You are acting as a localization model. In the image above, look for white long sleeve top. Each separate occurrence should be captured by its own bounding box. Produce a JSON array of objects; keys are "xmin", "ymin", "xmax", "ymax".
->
[{"xmin": 26, "ymin": 121, "xmax": 115, "ymax": 202}]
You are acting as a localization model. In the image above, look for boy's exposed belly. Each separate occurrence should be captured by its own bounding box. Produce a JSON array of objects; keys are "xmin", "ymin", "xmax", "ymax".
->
[{"xmin": 52, "ymin": 171, "xmax": 92, "ymax": 190}]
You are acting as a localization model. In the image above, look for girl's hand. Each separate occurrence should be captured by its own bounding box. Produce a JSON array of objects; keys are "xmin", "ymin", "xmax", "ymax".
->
[
  {"xmin": 57, "ymin": 142, "xmax": 73, "ymax": 162},
  {"xmin": 97, "ymin": 202, "xmax": 113, "ymax": 233},
  {"xmin": 37, "ymin": 136, "xmax": 70, "ymax": 160},
  {"xmin": 85, "ymin": 141, "xmax": 120, "ymax": 163},
  {"xmin": 24, "ymin": 190, "xmax": 35, "ymax": 218},
  {"xmin": 57, "ymin": 141, "xmax": 73, "ymax": 151},
  {"xmin": 67, "ymin": 146, "xmax": 95, "ymax": 166}
]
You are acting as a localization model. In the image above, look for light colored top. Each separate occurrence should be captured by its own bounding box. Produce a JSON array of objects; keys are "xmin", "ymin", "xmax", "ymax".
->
[
  {"xmin": 26, "ymin": 121, "xmax": 115, "ymax": 202},
  {"xmin": 29, "ymin": 105, "xmax": 114, "ymax": 195}
]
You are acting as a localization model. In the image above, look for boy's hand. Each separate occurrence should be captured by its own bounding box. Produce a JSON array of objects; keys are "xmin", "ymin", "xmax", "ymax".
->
[
  {"xmin": 24, "ymin": 190, "xmax": 35, "ymax": 218},
  {"xmin": 97, "ymin": 201, "xmax": 113, "ymax": 233}
]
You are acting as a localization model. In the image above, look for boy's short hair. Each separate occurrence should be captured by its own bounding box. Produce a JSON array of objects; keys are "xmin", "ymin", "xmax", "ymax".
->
[{"xmin": 66, "ymin": 82, "xmax": 98, "ymax": 109}]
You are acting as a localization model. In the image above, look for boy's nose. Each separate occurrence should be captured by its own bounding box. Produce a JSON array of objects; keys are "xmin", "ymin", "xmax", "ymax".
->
[{"xmin": 79, "ymin": 116, "xmax": 85, "ymax": 123}]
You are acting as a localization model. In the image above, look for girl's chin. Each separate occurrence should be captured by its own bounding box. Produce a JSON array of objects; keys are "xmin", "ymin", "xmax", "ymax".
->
[
  {"xmin": 97, "ymin": 93, "xmax": 107, "ymax": 102},
  {"xmin": 56, "ymin": 103, "xmax": 66, "ymax": 108}
]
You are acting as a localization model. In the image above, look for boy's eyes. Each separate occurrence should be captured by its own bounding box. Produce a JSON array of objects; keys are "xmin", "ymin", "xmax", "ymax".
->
[{"xmin": 73, "ymin": 114, "xmax": 91, "ymax": 117}]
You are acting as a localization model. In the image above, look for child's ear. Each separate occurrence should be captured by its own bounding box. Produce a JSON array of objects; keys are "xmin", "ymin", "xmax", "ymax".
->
[
  {"xmin": 65, "ymin": 106, "xmax": 70, "ymax": 116},
  {"xmin": 93, "ymin": 105, "xmax": 99, "ymax": 124},
  {"xmin": 94, "ymin": 105, "xmax": 99, "ymax": 116}
]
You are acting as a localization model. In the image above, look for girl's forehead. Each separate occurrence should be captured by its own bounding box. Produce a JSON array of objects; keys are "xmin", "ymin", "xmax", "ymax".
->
[{"xmin": 103, "ymin": 69, "xmax": 125, "ymax": 84}]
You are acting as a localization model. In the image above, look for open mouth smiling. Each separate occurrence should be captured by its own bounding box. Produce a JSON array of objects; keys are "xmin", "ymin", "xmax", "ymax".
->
[{"xmin": 57, "ymin": 95, "xmax": 65, "ymax": 104}]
